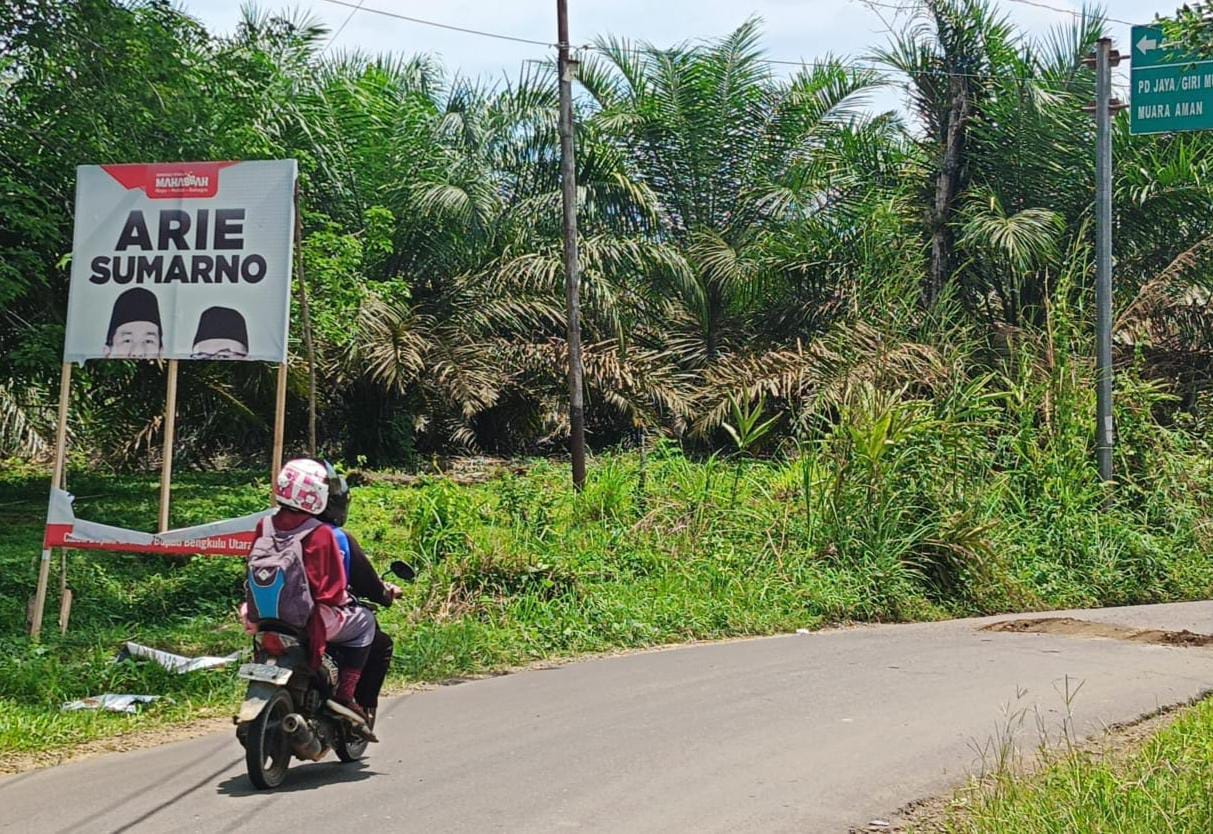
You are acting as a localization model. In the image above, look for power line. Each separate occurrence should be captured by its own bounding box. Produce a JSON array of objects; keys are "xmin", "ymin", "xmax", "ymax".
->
[
  {"xmin": 321, "ymin": 0, "xmax": 365, "ymax": 55},
  {"xmin": 319, "ymin": 0, "xmax": 556, "ymax": 48},
  {"xmin": 318, "ymin": 0, "xmax": 1064, "ymax": 81},
  {"xmin": 1000, "ymin": 0, "xmax": 1135, "ymax": 28},
  {"xmin": 859, "ymin": 0, "xmax": 915, "ymax": 10},
  {"xmin": 578, "ymin": 41, "xmax": 1010, "ymax": 80},
  {"xmin": 585, "ymin": 39, "xmax": 1099, "ymax": 82},
  {"xmin": 824, "ymin": 0, "xmax": 1137, "ymax": 29}
]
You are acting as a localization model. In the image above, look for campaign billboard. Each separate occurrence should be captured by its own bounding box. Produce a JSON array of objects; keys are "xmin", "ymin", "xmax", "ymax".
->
[{"xmin": 63, "ymin": 159, "xmax": 297, "ymax": 363}]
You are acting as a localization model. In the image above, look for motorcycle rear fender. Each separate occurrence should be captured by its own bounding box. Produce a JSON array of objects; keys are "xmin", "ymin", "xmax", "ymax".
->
[{"xmin": 236, "ymin": 681, "xmax": 284, "ymax": 723}]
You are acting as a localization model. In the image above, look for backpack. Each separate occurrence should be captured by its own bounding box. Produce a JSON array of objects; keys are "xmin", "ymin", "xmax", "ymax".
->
[
  {"xmin": 245, "ymin": 516, "xmax": 322, "ymax": 629},
  {"xmin": 329, "ymin": 524, "xmax": 352, "ymax": 583}
]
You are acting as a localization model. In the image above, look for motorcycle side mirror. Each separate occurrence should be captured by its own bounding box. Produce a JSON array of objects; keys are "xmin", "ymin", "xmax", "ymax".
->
[{"xmin": 389, "ymin": 560, "xmax": 417, "ymax": 582}]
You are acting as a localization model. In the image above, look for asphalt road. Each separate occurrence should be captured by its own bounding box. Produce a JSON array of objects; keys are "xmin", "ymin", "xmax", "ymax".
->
[{"xmin": 4, "ymin": 601, "xmax": 1213, "ymax": 834}]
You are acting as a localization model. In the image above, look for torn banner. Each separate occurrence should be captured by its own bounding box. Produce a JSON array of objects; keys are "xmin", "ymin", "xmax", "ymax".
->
[
  {"xmin": 62, "ymin": 694, "xmax": 161, "ymax": 714},
  {"xmin": 43, "ymin": 488, "xmax": 272, "ymax": 557},
  {"xmin": 116, "ymin": 642, "xmax": 241, "ymax": 674}
]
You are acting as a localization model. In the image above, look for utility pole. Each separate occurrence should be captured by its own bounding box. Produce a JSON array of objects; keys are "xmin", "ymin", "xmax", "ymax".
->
[
  {"xmin": 557, "ymin": 0, "xmax": 586, "ymax": 490},
  {"xmin": 1085, "ymin": 38, "xmax": 1125, "ymax": 484}
]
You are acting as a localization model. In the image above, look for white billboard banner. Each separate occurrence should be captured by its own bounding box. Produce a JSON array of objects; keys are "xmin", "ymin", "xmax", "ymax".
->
[
  {"xmin": 64, "ymin": 160, "xmax": 297, "ymax": 363},
  {"xmin": 44, "ymin": 487, "xmax": 272, "ymax": 556}
]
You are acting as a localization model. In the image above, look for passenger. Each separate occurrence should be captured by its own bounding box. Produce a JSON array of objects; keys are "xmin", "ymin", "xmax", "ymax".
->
[
  {"xmin": 316, "ymin": 462, "xmax": 402, "ymax": 725},
  {"xmin": 256, "ymin": 458, "xmax": 378, "ymax": 729}
]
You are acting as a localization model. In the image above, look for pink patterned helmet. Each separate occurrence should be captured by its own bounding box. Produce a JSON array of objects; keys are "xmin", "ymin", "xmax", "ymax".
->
[{"xmin": 274, "ymin": 458, "xmax": 329, "ymax": 514}]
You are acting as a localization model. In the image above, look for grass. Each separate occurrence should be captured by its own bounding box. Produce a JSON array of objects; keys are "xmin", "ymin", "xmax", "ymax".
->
[
  {"xmin": 2, "ymin": 437, "xmax": 1212, "ymax": 762},
  {"xmin": 939, "ymin": 696, "xmax": 1213, "ymax": 833},
  {"xmin": 3, "ymin": 353, "xmax": 1213, "ymax": 764}
]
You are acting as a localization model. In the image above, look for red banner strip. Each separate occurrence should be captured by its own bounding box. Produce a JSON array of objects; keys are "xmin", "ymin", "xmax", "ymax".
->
[
  {"xmin": 43, "ymin": 523, "xmax": 254, "ymax": 557},
  {"xmin": 100, "ymin": 161, "xmax": 238, "ymax": 199}
]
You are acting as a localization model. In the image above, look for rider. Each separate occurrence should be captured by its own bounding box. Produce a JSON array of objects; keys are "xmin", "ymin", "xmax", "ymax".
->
[
  {"xmin": 316, "ymin": 462, "xmax": 401, "ymax": 722},
  {"xmin": 269, "ymin": 458, "xmax": 378, "ymax": 727}
]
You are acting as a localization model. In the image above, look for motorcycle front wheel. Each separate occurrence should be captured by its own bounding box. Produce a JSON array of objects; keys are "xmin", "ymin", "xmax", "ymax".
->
[{"xmin": 244, "ymin": 688, "xmax": 293, "ymax": 789}]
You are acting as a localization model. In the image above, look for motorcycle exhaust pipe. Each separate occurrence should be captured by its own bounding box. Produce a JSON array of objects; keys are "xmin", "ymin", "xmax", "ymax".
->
[{"xmin": 281, "ymin": 713, "xmax": 325, "ymax": 761}]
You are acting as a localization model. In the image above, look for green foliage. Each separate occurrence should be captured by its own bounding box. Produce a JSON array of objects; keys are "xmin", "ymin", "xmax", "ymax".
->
[
  {"xmin": 943, "ymin": 695, "xmax": 1213, "ymax": 833},
  {"xmin": 1, "ymin": 4, "xmax": 1213, "ymax": 798},
  {"xmin": 722, "ymin": 395, "xmax": 779, "ymax": 458},
  {"xmin": 4, "ymin": 2, "xmax": 1213, "ymax": 463},
  {"xmin": 3, "ymin": 343, "xmax": 1212, "ymax": 756},
  {"xmin": 1163, "ymin": 5, "xmax": 1213, "ymax": 59}
]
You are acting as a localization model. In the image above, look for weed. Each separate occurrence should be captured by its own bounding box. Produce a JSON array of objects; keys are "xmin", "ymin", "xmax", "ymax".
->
[
  {"xmin": 2, "ymin": 354, "xmax": 1212, "ymax": 760},
  {"xmin": 940, "ymin": 691, "xmax": 1213, "ymax": 834}
]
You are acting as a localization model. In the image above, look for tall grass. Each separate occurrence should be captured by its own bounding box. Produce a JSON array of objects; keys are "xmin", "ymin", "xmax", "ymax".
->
[
  {"xmin": 2, "ymin": 331, "xmax": 1212, "ymax": 758},
  {"xmin": 942, "ymin": 696, "xmax": 1213, "ymax": 833}
]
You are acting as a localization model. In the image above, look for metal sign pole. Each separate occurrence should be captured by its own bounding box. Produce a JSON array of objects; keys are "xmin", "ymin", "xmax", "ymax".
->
[
  {"xmin": 1094, "ymin": 39, "xmax": 1117, "ymax": 483},
  {"xmin": 30, "ymin": 361, "xmax": 73, "ymax": 638}
]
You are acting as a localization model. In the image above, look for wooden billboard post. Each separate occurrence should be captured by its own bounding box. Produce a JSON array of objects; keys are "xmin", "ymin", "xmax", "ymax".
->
[
  {"xmin": 272, "ymin": 361, "xmax": 288, "ymax": 492},
  {"xmin": 158, "ymin": 359, "xmax": 179, "ymax": 532},
  {"xmin": 30, "ymin": 362, "xmax": 72, "ymax": 639},
  {"xmin": 57, "ymin": 549, "xmax": 72, "ymax": 634},
  {"xmin": 292, "ymin": 188, "xmax": 317, "ymax": 459},
  {"xmin": 267, "ymin": 184, "xmax": 306, "ymax": 491}
]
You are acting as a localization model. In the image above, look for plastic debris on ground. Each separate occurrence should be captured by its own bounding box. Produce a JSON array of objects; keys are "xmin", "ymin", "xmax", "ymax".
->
[
  {"xmin": 115, "ymin": 641, "xmax": 241, "ymax": 674},
  {"xmin": 62, "ymin": 694, "xmax": 161, "ymax": 714}
]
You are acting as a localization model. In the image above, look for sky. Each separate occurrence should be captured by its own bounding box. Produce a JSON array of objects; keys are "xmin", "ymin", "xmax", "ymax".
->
[{"xmin": 183, "ymin": 0, "xmax": 1175, "ymax": 115}]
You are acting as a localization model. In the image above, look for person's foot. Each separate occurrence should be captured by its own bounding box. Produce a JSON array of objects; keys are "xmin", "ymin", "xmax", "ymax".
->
[
  {"xmin": 343, "ymin": 699, "xmax": 371, "ymax": 725},
  {"xmin": 325, "ymin": 698, "xmax": 380, "ymax": 742}
]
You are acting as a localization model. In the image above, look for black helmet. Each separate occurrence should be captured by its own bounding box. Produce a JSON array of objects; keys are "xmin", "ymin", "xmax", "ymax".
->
[{"xmin": 319, "ymin": 460, "xmax": 350, "ymax": 527}]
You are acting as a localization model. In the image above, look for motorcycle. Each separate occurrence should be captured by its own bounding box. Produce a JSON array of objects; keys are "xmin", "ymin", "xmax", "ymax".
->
[{"xmin": 234, "ymin": 560, "xmax": 416, "ymax": 790}]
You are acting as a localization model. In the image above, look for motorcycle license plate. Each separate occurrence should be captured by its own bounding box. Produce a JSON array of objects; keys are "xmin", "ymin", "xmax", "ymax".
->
[{"xmin": 237, "ymin": 662, "xmax": 293, "ymax": 685}]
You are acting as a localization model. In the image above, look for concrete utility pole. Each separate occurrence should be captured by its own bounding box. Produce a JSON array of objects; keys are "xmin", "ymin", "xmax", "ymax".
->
[
  {"xmin": 1085, "ymin": 38, "xmax": 1125, "ymax": 484},
  {"xmin": 557, "ymin": 0, "xmax": 586, "ymax": 490}
]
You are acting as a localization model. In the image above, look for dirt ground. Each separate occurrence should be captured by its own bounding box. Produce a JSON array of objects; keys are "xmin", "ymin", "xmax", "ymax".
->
[{"xmin": 983, "ymin": 616, "xmax": 1213, "ymax": 648}]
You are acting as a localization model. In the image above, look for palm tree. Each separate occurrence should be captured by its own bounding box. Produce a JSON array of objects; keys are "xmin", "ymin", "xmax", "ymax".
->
[
  {"xmin": 874, "ymin": 0, "xmax": 1021, "ymax": 307},
  {"xmin": 578, "ymin": 19, "xmax": 887, "ymax": 366},
  {"xmin": 337, "ymin": 59, "xmax": 692, "ymax": 452}
]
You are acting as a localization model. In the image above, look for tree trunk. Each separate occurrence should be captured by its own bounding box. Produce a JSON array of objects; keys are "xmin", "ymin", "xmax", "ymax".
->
[{"xmin": 925, "ymin": 73, "xmax": 970, "ymax": 308}]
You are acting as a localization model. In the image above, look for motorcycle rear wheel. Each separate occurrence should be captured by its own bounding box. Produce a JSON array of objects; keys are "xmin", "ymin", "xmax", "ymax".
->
[
  {"xmin": 245, "ymin": 688, "xmax": 293, "ymax": 789},
  {"xmin": 334, "ymin": 719, "xmax": 369, "ymax": 762}
]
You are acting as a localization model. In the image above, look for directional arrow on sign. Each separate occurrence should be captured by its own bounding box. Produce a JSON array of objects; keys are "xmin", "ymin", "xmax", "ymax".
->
[
  {"xmin": 1137, "ymin": 34, "xmax": 1159, "ymax": 54},
  {"xmin": 1129, "ymin": 23, "xmax": 1213, "ymax": 136}
]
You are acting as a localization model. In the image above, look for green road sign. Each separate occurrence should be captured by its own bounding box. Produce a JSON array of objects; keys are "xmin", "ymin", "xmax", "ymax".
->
[{"xmin": 1131, "ymin": 24, "xmax": 1213, "ymax": 135}]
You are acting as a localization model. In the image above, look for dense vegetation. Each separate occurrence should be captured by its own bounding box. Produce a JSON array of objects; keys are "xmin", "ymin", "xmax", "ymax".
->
[
  {"xmin": 4, "ymin": 0, "xmax": 1213, "ymax": 764},
  {"xmin": 3, "ymin": 0, "xmax": 1213, "ymax": 466},
  {"xmin": 3, "ymin": 409, "xmax": 1212, "ymax": 757}
]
